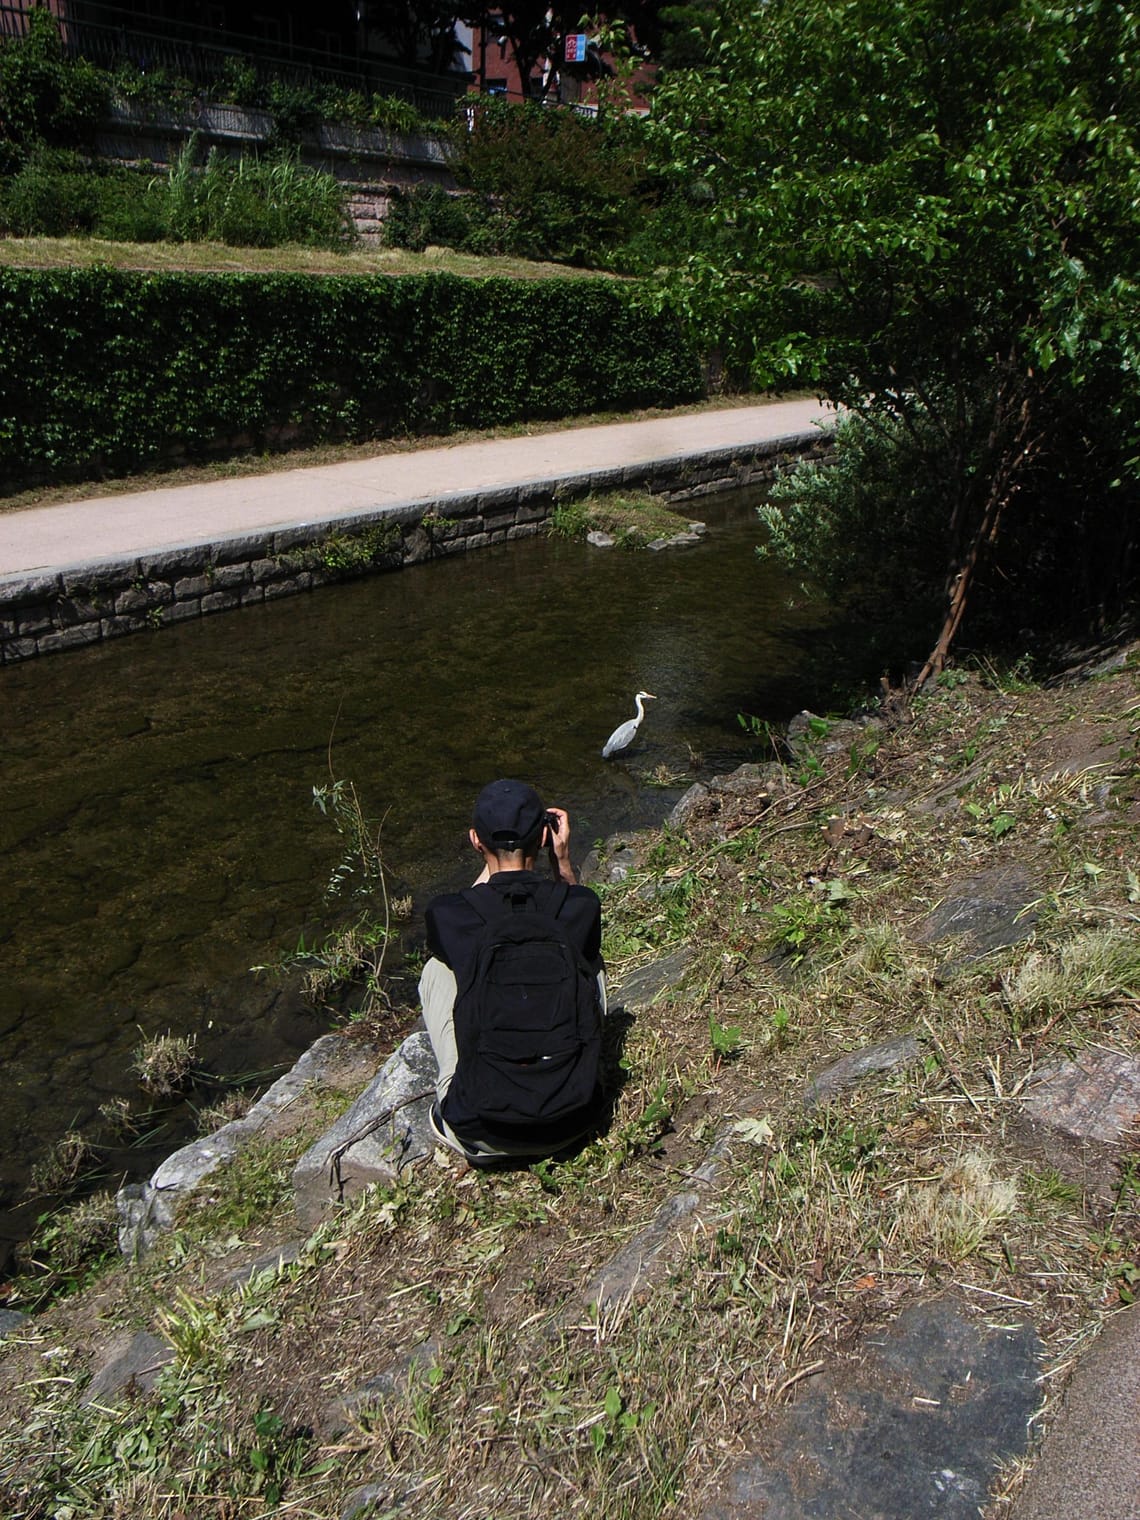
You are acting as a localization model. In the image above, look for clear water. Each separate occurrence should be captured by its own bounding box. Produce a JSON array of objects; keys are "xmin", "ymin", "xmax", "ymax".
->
[{"xmin": 0, "ymin": 486, "xmax": 836, "ymax": 1265}]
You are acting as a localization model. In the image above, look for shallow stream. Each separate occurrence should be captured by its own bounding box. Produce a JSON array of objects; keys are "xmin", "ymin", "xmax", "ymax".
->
[{"xmin": 0, "ymin": 485, "xmax": 838, "ymax": 1266}]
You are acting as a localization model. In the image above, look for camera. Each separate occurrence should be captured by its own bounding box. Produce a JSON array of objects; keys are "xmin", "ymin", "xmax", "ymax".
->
[{"xmin": 544, "ymin": 811, "xmax": 560, "ymax": 837}]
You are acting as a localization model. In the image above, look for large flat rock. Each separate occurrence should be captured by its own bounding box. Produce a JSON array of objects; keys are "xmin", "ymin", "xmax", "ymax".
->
[
  {"xmin": 915, "ymin": 867, "xmax": 1038, "ymax": 969},
  {"xmin": 698, "ymin": 1296, "xmax": 1040, "ymax": 1519},
  {"xmin": 116, "ymin": 1032, "xmax": 381, "ymax": 1259},
  {"xmin": 1014, "ymin": 1047, "xmax": 1140, "ymax": 1195}
]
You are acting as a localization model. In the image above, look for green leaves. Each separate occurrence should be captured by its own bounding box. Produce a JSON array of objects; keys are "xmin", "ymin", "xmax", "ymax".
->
[
  {"xmin": 652, "ymin": 0, "xmax": 1140, "ymax": 669},
  {"xmin": 0, "ymin": 268, "xmax": 700, "ymax": 487}
]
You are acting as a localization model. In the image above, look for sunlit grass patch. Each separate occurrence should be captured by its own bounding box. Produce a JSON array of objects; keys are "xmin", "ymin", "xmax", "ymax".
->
[
  {"xmin": 548, "ymin": 490, "xmax": 698, "ymax": 547},
  {"xmin": 892, "ymin": 1150, "xmax": 1018, "ymax": 1262},
  {"xmin": 1003, "ymin": 925, "xmax": 1140, "ymax": 1025}
]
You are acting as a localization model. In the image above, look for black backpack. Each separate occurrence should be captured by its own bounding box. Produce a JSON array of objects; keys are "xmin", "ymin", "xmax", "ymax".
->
[{"xmin": 448, "ymin": 881, "xmax": 603, "ymax": 1132}]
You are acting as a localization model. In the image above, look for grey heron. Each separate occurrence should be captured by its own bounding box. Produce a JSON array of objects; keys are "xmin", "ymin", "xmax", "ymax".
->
[{"xmin": 602, "ymin": 690, "xmax": 656, "ymax": 758}]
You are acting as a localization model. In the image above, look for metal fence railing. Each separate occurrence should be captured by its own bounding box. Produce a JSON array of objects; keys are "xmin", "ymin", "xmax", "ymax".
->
[{"xmin": 0, "ymin": 1, "xmax": 468, "ymax": 121}]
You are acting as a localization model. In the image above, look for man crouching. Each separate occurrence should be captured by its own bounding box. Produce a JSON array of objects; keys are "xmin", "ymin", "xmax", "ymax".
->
[{"xmin": 420, "ymin": 778, "xmax": 606, "ymax": 1166}]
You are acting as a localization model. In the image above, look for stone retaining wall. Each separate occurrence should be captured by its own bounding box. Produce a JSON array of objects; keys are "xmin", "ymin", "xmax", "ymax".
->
[{"xmin": 0, "ymin": 432, "xmax": 827, "ymax": 664}]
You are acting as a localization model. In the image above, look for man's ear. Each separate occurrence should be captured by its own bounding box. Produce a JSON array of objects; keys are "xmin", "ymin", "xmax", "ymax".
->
[{"xmin": 469, "ymin": 827, "xmax": 485, "ymax": 854}]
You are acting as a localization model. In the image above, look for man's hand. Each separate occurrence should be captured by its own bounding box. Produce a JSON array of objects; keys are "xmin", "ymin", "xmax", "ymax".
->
[{"xmin": 545, "ymin": 807, "xmax": 578, "ymax": 884}]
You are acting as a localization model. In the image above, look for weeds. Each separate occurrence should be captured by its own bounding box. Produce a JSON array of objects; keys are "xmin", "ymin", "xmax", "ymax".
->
[
  {"xmin": 253, "ymin": 775, "xmax": 398, "ymax": 1020},
  {"xmin": 895, "ymin": 1150, "xmax": 1018, "ymax": 1261},
  {"xmin": 28, "ymin": 1130, "xmax": 94, "ymax": 1195},
  {"xmin": 708, "ymin": 1011, "xmax": 743, "ymax": 1063},
  {"xmin": 763, "ymin": 889, "xmax": 849, "ymax": 967},
  {"xmin": 165, "ymin": 136, "xmax": 350, "ymax": 248},
  {"xmin": 131, "ymin": 1029, "xmax": 198, "ymax": 1097},
  {"xmin": 14, "ymin": 1193, "xmax": 119, "ymax": 1299},
  {"xmin": 195, "ymin": 1090, "xmax": 253, "ymax": 1134},
  {"xmin": 1003, "ymin": 925, "xmax": 1140, "ymax": 1026}
]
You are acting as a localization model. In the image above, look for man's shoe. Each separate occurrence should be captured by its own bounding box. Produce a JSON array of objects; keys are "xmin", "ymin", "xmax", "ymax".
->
[
  {"xmin": 430, "ymin": 1102, "xmax": 514, "ymax": 1169},
  {"xmin": 430, "ymin": 1101, "xmax": 482, "ymax": 1163}
]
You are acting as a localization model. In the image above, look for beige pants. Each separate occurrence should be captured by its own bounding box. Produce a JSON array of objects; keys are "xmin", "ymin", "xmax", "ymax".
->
[{"xmin": 418, "ymin": 956, "xmax": 607, "ymax": 1159}]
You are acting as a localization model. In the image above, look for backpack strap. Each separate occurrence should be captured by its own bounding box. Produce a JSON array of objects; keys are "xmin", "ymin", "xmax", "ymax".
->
[{"xmin": 461, "ymin": 886, "xmax": 502, "ymax": 925}]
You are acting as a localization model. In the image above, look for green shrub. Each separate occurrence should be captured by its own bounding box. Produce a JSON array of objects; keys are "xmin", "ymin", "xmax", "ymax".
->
[
  {"xmin": 266, "ymin": 79, "xmax": 323, "ymax": 145},
  {"xmin": 444, "ymin": 98, "xmax": 652, "ymax": 267},
  {"xmin": 0, "ymin": 150, "xmax": 169, "ymax": 240},
  {"xmin": 216, "ymin": 55, "xmax": 262, "ymax": 110},
  {"xmin": 91, "ymin": 169, "xmax": 167, "ymax": 242},
  {"xmin": 0, "ymin": 8, "xmax": 109, "ymax": 166},
  {"xmin": 109, "ymin": 60, "xmax": 198, "ymax": 115},
  {"xmin": 758, "ymin": 409, "xmax": 953, "ymax": 665},
  {"xmin": 0, "ymin": 147, "xmax": 95, "ymax": 234},
  {"xmin": 383, "ymin": 184, "xmax": 491, "ymax": 253},
  {"xmin": 0, "ymin": 267, "xmax": 703, "ymax": 488}
]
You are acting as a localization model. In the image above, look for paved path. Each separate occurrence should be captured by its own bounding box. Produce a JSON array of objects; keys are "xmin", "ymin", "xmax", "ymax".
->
[
  {"xmin": 1011, "ymin": 1306, "xmax": 1140, "ymax": 1520},
  {"xmin": 0, "ymin": 399, "xmax": 830, "ymax": 577}
]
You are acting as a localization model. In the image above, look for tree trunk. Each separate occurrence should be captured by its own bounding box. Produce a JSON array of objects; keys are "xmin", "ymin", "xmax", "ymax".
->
[{"xmin": 911, "ymin": 375, "xmax": 1044, "ymax": 692}]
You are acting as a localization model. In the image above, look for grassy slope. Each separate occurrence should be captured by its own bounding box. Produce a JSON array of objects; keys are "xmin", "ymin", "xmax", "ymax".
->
[{"xmin": 0, "ymin": 651, "xmax": 1137, "ymax": 1518}]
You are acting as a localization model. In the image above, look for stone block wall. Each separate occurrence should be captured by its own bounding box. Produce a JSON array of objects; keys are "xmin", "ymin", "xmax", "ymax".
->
[{"xmin": 0, "ymin": 432, "xmax": 828, "ymax": 665}]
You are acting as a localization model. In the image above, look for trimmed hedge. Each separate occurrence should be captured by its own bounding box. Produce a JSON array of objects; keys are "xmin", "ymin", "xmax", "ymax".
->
[{"xmin": 0, "ymin": 268, "xmax": 703, "ymax": 488}]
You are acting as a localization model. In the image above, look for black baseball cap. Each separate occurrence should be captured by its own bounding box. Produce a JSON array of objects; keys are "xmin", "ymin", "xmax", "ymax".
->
[{"xmin": 472, "ymin": 778, "xmax": 545, "ymax": 850}]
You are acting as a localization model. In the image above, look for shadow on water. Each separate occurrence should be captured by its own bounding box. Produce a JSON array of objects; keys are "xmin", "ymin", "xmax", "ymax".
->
[{"xmin": 0, "ymin": 484, "xmax": 845, "ymax": 1266}]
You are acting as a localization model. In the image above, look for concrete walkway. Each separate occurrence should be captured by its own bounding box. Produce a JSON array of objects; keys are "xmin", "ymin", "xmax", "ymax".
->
[
  {"xmin": 0, "ymin": 399, "xmax": 830, "ymax": 577},
  {"xmin": 1011, "ymin": 1306, "xmax": 1140, "ymax": 1520}
]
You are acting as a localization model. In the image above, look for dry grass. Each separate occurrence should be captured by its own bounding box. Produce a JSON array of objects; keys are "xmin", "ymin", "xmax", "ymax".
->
[
  {"xmin": 0, "ymin": 235, "xmax": 609, "ymax": 282},
  {"xmin": 130, "ymin": 1029, "xmax": 198, "ymax": 1098},
  {"xmin": 0, "ymin": 652, "xmax": 1137, "ymax": 1518}
]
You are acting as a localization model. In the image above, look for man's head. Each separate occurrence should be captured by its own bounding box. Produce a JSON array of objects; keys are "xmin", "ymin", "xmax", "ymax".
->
[{"xmin": 471, "ymin": 778, "xmax": 546, "ymax": 866}]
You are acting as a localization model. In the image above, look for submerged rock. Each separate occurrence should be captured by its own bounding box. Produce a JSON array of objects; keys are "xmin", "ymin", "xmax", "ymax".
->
[{"xmin": 648, "ymin": 529, "xmax": 705, "ymax": 551}]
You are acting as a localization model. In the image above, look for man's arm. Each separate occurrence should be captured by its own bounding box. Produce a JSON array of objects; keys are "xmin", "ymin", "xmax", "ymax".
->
[{"xmin": 544, "ymin": 806, "xmax": 579, "ymax": 885}]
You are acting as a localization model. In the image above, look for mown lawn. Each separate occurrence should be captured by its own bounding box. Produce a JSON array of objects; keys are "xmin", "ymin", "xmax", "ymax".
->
[{"xmin": 0, "ymin": 235, "xmax": 611, "ymax": 281}]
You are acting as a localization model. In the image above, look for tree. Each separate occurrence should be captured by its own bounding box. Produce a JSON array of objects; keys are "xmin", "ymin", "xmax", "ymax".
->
[
  {"xmin": 361, "ymin": 1, "xmax": 467, "ymax": 74},
  {"xmin": 450, "ymin": 95, "xmax": 650, "ymax": 263},
  {"xmin": 460, "ymin": 4, "xmax": 665, "ymax": 99},
  {"xmin": 649, "ymin": 0, "xmax": 1140, "ymax": 680},
  {"xmin": 0, "ymin": 7, "xmax": 108, "ymax": 169}
]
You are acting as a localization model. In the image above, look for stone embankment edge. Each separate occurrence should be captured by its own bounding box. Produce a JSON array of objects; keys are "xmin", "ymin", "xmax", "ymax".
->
[{"xmin": 0, "ymin": 430, "xmax": 828, "ymax": 664}]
